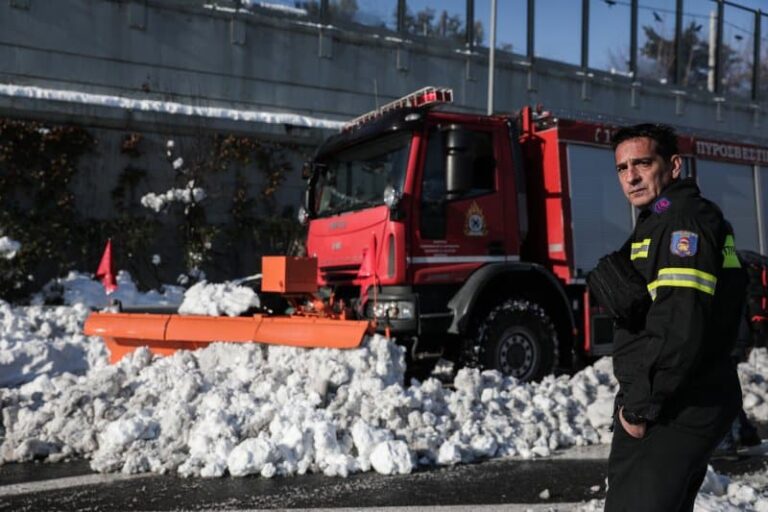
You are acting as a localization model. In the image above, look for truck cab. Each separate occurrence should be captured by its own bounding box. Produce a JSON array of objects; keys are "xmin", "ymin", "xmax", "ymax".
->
[{"xmin": 303, "ymin": 88, "xmax": 576, "ymax": 381}]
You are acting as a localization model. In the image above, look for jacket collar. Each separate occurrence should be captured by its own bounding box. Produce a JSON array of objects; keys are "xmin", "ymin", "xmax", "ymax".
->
[{"xmin": 642, "ymin": 177, "xmax": 699, "ymax": 216}]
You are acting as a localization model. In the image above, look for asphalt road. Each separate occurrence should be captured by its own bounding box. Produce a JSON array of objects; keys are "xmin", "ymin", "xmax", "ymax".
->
[{"xmin": 0, "ymin": 443, "xmax": 766, "ymax": 511}]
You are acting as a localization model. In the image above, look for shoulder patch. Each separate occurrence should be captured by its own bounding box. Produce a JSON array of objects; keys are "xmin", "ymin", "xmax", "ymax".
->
[
  {"xmin": 653, "ymin": 197, "xmax": 671, "ymax": 214},
  {"xmin": 670, "ymin": 230, "xmax": 698, "ymax": 257}
]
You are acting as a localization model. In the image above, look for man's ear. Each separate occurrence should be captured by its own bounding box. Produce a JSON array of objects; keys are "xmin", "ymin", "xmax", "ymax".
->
[{"xmin": 670, "ymin": 154, "xmax": 683, "ymax": 179}]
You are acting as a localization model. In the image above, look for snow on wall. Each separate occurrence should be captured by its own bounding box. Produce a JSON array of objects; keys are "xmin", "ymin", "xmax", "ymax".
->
[{"xmin": 0, "ymin": 84, "xmax": 345, "ymax": 130}]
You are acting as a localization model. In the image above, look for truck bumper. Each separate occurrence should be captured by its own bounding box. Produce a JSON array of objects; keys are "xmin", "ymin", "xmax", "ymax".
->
[{"xmin": 364, "ymin": 286, "xmax": 419, "ymax": 334}]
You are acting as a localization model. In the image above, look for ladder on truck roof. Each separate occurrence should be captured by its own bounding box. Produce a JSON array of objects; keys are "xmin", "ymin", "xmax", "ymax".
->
[{"xmin": 342, "ymin": 86, "xmax": 453, "ymax": 131}]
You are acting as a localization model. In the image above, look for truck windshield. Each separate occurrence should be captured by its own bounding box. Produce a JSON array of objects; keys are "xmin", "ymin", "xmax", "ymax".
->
[{"xmin": 313, "ymin": 132, "xmax": 411, "ymax": 217}]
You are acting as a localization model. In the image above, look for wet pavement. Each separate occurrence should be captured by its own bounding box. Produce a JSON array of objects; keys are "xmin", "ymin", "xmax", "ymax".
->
[{"xmin": 0, "ymin": 443, "xmax": 766, "ymax": 511}]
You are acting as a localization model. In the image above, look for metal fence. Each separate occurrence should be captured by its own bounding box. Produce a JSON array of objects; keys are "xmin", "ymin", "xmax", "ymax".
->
[{"xmin": 212, "ymin": 0, "xmax": 766, "ymax": 103}]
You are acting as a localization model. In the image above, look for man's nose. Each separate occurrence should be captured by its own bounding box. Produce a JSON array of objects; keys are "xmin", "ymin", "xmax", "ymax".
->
[{"xmin": 623, "ymin": 167, "xmax": 640, "ymax": 183}]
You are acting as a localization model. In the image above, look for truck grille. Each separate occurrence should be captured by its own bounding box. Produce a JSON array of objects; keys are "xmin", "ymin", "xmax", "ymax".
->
[{"xmin": 320, "ymin": 264, "xmax": 361, "ymax": 283}]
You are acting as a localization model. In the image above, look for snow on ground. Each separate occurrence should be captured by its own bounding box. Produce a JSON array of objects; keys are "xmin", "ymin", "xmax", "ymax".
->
[
  {"xmin": 1, "ymin": 273, "xmax": 768, "ymax": 509},
  {"xmin": 574, "ymin": 466, "xmax": 768, "ymax": 511}
]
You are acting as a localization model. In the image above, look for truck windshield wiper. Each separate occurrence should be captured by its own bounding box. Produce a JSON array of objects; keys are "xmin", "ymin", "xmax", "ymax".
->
[
  {"xmin": 359, "ymin": 198, "xmax": 384, "ymax": 208},
  {"xmin": 318, "ymin": 198, "xmax": 383, "ymax": 217},
  {"xmin": 320, "ymin": 203, "xmax": 361, "ymax": 217}
]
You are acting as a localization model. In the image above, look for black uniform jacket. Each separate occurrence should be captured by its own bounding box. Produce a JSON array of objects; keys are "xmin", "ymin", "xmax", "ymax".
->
[{"xmin": 613, "ymin": 178, "xmax": 745, "ymax": 431}]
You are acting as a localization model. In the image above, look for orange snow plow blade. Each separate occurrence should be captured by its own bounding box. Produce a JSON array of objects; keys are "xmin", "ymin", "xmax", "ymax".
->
[{"xmin": 84, "ymin": 312, "xmax": 371, "ymax": 364}]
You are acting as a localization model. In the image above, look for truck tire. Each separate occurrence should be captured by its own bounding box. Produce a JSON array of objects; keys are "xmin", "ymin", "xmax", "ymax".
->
[{"xmin": 475, "ymin": 298, "xmax": 558, "ymax": 381}]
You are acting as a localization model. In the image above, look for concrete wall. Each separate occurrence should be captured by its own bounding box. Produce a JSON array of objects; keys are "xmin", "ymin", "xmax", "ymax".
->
[
  {"xmin": 0, "ymin": 0, "xmax": 766, "ymax": 286},
  {"xmin": 1, "ymin": 0, "xmax": 765, "ymax": 142}
]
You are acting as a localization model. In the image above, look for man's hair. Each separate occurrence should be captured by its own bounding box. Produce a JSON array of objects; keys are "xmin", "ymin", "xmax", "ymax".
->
[{"xmin": 611, "ymin": 123, "xmax": 679, "ymax": 161}]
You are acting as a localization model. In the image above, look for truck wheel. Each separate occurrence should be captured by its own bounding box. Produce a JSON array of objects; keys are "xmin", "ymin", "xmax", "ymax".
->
[{"xmin": 475, "ymin": 298, "xmax": 558, "ymax": 381}]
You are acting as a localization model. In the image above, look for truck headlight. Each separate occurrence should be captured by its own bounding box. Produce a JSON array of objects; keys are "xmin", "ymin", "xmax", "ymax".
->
[
  {"xmin": 383, "ymin": 185, "xmax": 400, "ymax": 209},
  {"xmin": 297, "ymin": 206, "xmax": 309, "ymax": 225},
  {"xmin": 368, "ymin": 300, "xmax": 414, "ymax": 320}
]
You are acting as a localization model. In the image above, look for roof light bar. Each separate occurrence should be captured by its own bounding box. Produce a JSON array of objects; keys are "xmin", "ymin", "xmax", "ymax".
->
[{"xmin": 342, "ymin": 86, "xmax": 453, "ymax": 131}]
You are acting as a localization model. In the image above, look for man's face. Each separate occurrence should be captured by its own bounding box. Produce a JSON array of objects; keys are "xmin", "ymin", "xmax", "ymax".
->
[{"xmin": 614, "ymin": 137, "xmax": 681, "ymax": 208}]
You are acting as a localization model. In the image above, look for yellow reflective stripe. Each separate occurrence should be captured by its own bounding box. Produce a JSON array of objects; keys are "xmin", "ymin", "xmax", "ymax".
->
[
  {"xmin": 630, "ymin": 238, "xmax": 651, "ymax": 260},
  {"xmin": 647, "ymin": 267, "xmax": 717, "ymax": 299},
  {"xmin": 657, "ymin": 268, "xmax": 717, "ymax": 282},
  {"xmin": 647, "ymin": 279, "xmax": 716, "ymax": 299},
  {"xmin": 722, "ymin": 234, "xmax": 741, "ymax": 268}
]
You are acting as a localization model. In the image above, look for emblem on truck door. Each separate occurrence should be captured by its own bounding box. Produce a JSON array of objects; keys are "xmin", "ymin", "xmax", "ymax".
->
[{"xmin": 464, "ymin": 201, "xmax": 488, "ymax": 236}]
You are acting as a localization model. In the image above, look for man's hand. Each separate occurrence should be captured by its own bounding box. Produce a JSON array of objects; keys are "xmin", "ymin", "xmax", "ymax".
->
[{"xmin": 619, "ymin": 407, "xmax": 646, "ymax": 439}]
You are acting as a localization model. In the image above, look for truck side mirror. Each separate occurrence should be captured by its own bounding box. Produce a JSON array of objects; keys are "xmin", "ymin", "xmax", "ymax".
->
[
  {"xmin": 301, "ymin": 161, "xmax": 313, "ymax": 180},
  {"xmin": 303, "ymin": 161, "xmax": 326, "ymax": 215},
  {"xmin": 302, "ymin": 188, "xmax": 312, "ymax": 218},
  {"xmin": 445, "ymin": 127, "xmax": 473, "ymax": 199}
]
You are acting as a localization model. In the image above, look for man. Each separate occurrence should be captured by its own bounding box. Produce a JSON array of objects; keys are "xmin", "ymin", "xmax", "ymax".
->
[{"xmin": 598, "ymin": 124, "xmax": 746, "ymax": 510}]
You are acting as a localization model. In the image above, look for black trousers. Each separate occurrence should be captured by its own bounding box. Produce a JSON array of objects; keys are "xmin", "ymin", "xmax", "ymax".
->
[{"xmin": 605, "ymin": 408, "xmax": 737, "ymax": 512}]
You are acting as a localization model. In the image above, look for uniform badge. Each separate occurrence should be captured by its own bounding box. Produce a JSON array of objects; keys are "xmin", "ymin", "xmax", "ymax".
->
[
  {"xmin": 653, "ymin": 197, "xmax": 671, "ymax": 214},
  {"xmin": 670, "ymin": 230, "xmax": 698, "ymax": 257},
  {"xmin": 464, "ymin": 201, "xmax": 488, "ymax": 236}
]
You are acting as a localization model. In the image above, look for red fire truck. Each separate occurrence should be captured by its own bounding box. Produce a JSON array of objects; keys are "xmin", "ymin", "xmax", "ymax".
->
[
  {"xmin": 300, "ymin": 87, "xmax": 768, "ymax": 380},
  {"xmin": 86, "ymin": 87, "xmax": 768, "ymax": 381}
]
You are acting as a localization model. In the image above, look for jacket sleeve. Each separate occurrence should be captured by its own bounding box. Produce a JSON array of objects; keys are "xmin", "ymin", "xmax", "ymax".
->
[{"xmin": 622, "ymin": 216, "xmax": 722, "ymax": 421}]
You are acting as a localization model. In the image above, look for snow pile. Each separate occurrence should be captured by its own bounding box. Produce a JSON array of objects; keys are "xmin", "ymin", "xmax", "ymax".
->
[
  {"xmin": 0, "ymin": 236, "xmax": 21, "ymax": 259},
  {"xmin": 0, "ymin": 274, "xmax": 766, "ymax": 484},
  {"xmin": 4, "ymin": 273, "xmax": 263, "ymax": 389},
  {"xmin": 140, "ymin": 182, "xmax": 206, "ymax": 213},
  {"xmin": 0, "ymin": 301, "xmax": 107, "ymax": 388},
  {"xmin": 0, "ymin": 330, "xmax": 617, "ymax": 477},
  {"xmin": 0, "ymin": 272, "xmax": 187, "ymax": 388},
  {"xmin": 737, "ymin": 348, "xmax": 768, "ymax": 422},
  {"xmin": 178, "ymin": 281, "xmax": 259, "ymax": 317},
  {"xmin": 33, "ymin": 271, "xmax": 184, "ymax": 311}
]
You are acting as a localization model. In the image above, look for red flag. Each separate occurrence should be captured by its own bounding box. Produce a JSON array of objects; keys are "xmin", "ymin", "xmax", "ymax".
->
[{"xmin": 95, "ymin": 239, "xmax": 117, "ymax": 294}]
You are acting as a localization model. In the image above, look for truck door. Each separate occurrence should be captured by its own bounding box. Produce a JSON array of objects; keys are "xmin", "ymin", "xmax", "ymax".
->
[{"xmin": 411, "ymin": 122, "xmax": 510, "ymax": 285}]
